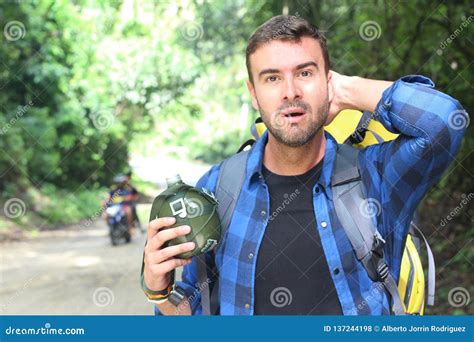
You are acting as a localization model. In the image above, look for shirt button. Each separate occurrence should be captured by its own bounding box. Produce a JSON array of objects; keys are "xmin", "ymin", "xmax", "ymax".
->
[
  {"xmin": 260, "ymin": 210, "xmax": 266, "ymax": 217},
  {"xmin": 320, "ymin": 221, "xmax": 328, "ymax": 228},
  {"xmin": 333, "ymin": 267, "xmax": 340, "ymax": 275},
  {"xmin": 314, "ymin": 186, "xmax": 320, "ymax": 193},
  {"xmin": 245, "ymin": 303, "xmax": 250, "ymax": 309},
  {"xmin": 248, "ymin": 253, "xmax": 254, "ymax": 259}
]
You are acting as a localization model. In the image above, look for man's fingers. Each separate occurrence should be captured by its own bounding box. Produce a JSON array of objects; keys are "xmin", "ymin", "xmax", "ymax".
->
[
  {"xmin": 153, "ymin": 258, "xmax": 193, "ymax": 275},
  {"xmin": 147, "ymin": 225, "xmax": 192, "ymax": 251},
  {"xmin": 146, "ymin": 242, "xmax": 195, "ymax": 265},
  {"xmin": 150, "ymin": 242, "xmax": 195, "ymax": 264},
  {"xmin": 147, "ymin": 217, "xmax": 176, "ymax": 240}
]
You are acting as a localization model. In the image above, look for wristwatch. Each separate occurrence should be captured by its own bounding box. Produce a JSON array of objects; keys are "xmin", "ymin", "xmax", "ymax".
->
[
  {"xmin": 146, "ymin": 285, "xmax": 186, "ymax": 306},
  {"xmin": 141, "ymin": 271, "xmax": 186, "ymax": 306},
  {"xmin": 167, "ymin": 285, "xmax": 186, "ymax": 306}
]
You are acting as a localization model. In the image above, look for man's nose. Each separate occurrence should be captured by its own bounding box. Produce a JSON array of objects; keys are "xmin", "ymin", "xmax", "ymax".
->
[{"xmin": 282, "ymin": 78, "xmax": 302, "ymax": 102}]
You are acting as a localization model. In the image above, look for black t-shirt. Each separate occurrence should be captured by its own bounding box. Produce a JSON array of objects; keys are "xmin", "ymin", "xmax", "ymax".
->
[{"xmin": 254, "ymin": 159, "xmax": 343, "ymax": 315}]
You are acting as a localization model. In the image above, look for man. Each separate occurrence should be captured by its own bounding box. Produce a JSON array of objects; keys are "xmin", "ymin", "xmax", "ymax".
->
[
  {"xmin": 142, "ymin": 15, "xmax": 467, "ymax": 315},
  {"xmin": 125, "ymin": 171, "xmax": 143, "ymax": 232},
  {"xmin": 105, "ymin": 174, "xmax": 139, "ymax": 236}
]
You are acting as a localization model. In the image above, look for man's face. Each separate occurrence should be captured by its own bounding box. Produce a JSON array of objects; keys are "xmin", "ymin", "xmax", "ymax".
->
[{"xmin": 247, "ymin": 37, "xmax": 332, "ymax": 147}]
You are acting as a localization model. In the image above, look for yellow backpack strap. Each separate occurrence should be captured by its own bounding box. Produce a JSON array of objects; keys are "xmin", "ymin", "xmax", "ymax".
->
[
  {"xmin": 410, "ymin": 222, "xmax": 436, "ymax": 306},
  {"xmin": 399, "ymin": 234, "xmax": 425, "ymax": 314}
]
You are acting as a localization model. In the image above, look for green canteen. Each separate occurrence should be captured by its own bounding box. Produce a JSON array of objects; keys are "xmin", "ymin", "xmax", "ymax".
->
[{"xmin": 149, "ymin": 174, "xmax": 222, "ymax": 258}]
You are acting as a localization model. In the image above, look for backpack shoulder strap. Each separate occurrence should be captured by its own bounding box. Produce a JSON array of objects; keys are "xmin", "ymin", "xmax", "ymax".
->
[
  {"xmin": 344, "ymin": 111, "xmax": 373, "ymax": 145},
  {"xmin": 344, "ymin": 111, "xmax": 385, "ymax": 145},
  {"xmin": 331, "ymin": 144, "xmax": 405, "ymax": 315},
  {"xmin": 215, "ymin": 149, "xmax": 250, "ymax": 237},
  {"xmin": 197, "ymin": 149, "xmax": 250, "ymax": 315}
]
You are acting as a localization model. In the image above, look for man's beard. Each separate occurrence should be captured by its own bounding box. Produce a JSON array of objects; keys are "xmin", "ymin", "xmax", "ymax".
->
[{"xmin": 259, "ymin": 96, "xmax": 329, "ymax": 148}]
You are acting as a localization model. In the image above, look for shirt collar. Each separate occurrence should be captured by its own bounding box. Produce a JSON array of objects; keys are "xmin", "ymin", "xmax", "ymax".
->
[{"xmin": 247, "ymin": 129, "xmax": 339, "ymax": 199}]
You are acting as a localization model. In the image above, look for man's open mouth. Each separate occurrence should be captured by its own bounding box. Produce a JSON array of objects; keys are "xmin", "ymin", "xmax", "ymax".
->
[
  {"xmin": 282, "ymin": 107, "xmax": 306, "ymax": 118},
  {"xmin": 285, "ymin": 112, "xmax": 304, "ymax": 117}
]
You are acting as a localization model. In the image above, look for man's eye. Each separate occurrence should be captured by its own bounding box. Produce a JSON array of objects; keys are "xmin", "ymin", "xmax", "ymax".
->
[
  {"xmin": 300, "ymin": 70, "xmax": 312, "ymax": 77},
  {"xmin": 266, "ymin": 75, "xmax": 279, "ymax": 82}
]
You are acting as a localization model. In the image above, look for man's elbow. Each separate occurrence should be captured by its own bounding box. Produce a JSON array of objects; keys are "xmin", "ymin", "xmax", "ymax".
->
[{"xmin": 431, "ymin": 98, "xmax": 468, "ymax": 155}]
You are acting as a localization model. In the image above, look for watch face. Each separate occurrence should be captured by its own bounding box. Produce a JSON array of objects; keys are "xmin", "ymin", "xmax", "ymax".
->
[{"xmin": 168, "ymin": 287, "xmax": 186, "ymax": 306}]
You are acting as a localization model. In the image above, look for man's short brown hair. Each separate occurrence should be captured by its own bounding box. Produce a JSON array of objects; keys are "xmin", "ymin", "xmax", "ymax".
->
[{"xmin": 246, "ymin": 15, "xmax": 330, "ymax": 84}]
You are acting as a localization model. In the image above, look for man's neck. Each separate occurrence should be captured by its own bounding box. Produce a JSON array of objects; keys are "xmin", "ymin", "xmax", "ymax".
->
[{"xmin": 263, "ymin": 129, "xmax": 326, "ymax": 176}]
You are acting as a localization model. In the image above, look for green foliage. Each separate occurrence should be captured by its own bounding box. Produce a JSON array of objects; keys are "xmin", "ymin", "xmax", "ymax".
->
[
  {"xmin": 0, "ymin": 0, "xmax": 200, "ymax": 192},
  {"xmin": 36, "ymin": 183, "xmax": 106, "ymax": 225},
  {"xmin": 0, "ymin": 0, "xmax": 471, "ymax": 314},
  {"xmin": 1, "ymin": 0, "xmax": 471, "ymax": 199}
]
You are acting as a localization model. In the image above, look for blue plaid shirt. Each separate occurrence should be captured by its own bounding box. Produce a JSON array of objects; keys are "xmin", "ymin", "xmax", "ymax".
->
[{"xmin": 155, "ymin": 75, "xmax": 467, "ymax": 315}]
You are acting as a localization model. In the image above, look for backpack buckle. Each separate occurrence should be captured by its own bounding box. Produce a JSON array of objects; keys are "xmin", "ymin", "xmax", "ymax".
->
[
  {"xmin": 348, "ymin": 129, "xmax": 367, "ymax": 145},
  {"xmin": 372, "ymin": 233, "xmax": 386, "ymax": 255}
]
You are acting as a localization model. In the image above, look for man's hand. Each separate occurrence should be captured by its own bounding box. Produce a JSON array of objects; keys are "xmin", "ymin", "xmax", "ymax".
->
[
  {"xmin": 143, "ymin": 217, "xmax": 196, "ymax": 315},
  {"xmin": 143, "ymin": 217, "xmax": 195, "ymax": 291},
  {"xmin": 326, "ymin": 70, "xmax": 352, "ymax": 125},
  {"xmin": 326, "ymin": 70, "xmax": 393, "ymax": 125}
]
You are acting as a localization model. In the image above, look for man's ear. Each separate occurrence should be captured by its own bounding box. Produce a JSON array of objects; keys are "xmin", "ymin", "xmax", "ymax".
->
[
  {"xmin": 327, "ymin": 70, "xmax": 334, "ymax": 103},
  {"xmin": 246, "ymin": 80, "xmax": 259, "ymax": 111}
]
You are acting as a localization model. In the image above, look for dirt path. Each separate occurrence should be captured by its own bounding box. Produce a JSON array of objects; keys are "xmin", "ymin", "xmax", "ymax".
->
[
  {"xmin": 0, "ymin": 154, "xmax": 210, "ymax": 316},
  {"xmin": 0, "ymin": 205, "xmax": 180, "ymax": 315}
]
